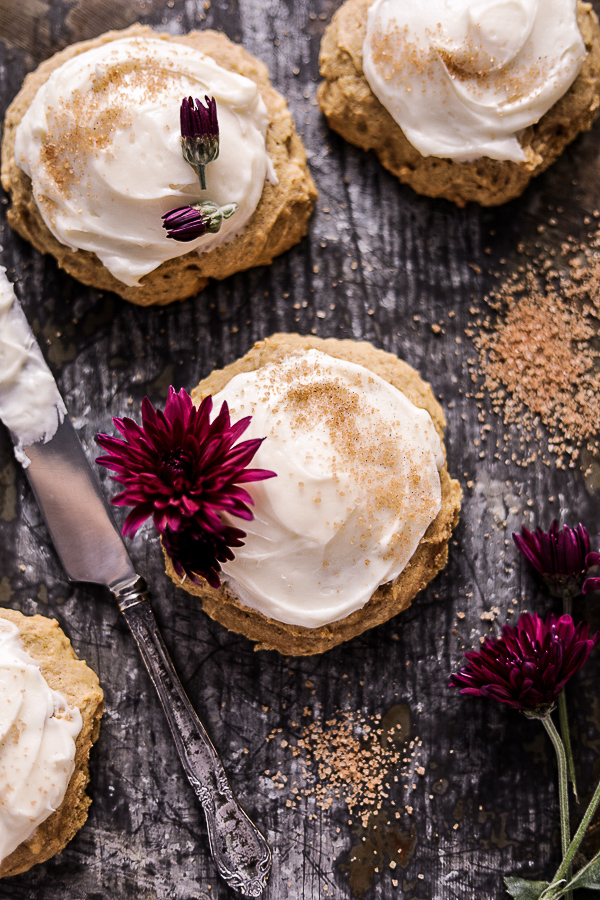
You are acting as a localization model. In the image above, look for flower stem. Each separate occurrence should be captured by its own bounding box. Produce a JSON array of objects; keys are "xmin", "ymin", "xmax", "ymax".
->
[
  {"xmin": 559, "ymin": 594, "xmax": 577, "ymax": 802},
  {"xmin": 196, "ymin": 165, "xmax": 207, "ymax": 191},
  {"xmin": 557, "ymin": 690, "xmax": 578, "ymax": 802},
  {"xmin": 541, "ymin": 715, "xmax": 571, "ymax": 900},
  {"xmin": 547, "ymin": 776, "xmax": 600, "ymax": 895}
]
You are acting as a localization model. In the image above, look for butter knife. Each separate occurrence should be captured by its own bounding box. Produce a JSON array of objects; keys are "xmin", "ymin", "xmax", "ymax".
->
[{"xmin": 0, "ymin": 291, "xmax": 271, "ymax": 897}]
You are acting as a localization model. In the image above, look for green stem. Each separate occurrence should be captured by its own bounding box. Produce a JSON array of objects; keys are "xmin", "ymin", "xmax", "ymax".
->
[
  {"xmin": 557, "ymin": 691, "xmax": 578, "ymax": 802},
  {"xmin": 196, "ymin": 164, "xmax": 207, "ymax": 191},
  {"xmin": 541, "ymin": 715, "xmax": 571, "ymax": 900},
  {"xmin": 548, "ymin": 777, "xmax": 600, "ymax": 894},
  {"xmin": 558, "ymin": 596, "xmax": 577, "ymax": 803}
]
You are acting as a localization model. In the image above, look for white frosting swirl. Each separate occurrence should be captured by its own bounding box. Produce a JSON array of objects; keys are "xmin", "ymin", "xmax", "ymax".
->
[
  {"xmin": 363, "ymin": 0, "xmax": 587, "ymax": 162},
  {"xmin": 0, "ymin": 267, "xmax": 66, "ymax": 467},
  {"xmin": 213, "ymin": 350, "xmax": 444, "ymax": 628},
  {"xmin": 14, "ymin": 36, "xmax": 275, "ymax": 286},
  {"xmin": 0, "ymin": 618, "xmax": 82, "ymax": 863}
]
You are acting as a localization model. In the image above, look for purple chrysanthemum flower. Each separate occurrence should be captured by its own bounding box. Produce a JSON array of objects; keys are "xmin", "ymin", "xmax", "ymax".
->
[
  {"xmin": 96, "ymin": 386, "xmax": 275, "ymax": 542},
  {"xmin": 450, "ymin": 612, "xmax": 598, "ymax": 713},
  {"xmin": 513, "ymin": 521, "xmax": 591, "ymax": 601},
  {"xmin": 162, "ymin": 201, "xmax": 237, "ymax": 242},
  {"xmin": 162, "ymin": 521, "xmax": 246, "ymax": 589},
  {"xmin": 180, "ymin": 96, "xmax": 219, "ymax": 190},
  {"xmin": 583, "ymin": 551, "xmax": 600, "ymax": 594}
]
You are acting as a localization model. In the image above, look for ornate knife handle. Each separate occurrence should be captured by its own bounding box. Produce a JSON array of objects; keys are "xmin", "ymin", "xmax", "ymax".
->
[{"xmin": 113, "ymin": 577, "xmax": 271, "ymax": 898}]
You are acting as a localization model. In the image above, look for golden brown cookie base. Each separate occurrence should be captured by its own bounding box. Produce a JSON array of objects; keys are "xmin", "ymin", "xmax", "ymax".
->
[
  {"xmin": 1, "ymin": 25, "xmax": 317, "ymax": 305},
  {"xmin": 0, "ymin": 609, "xmax": 104, "ymax": 878},
  {"xmin": 164, "ymin": 334, "xmax": 462, "ymax": 655},
  {"xmin": 318, "ymin": 0, "xmax": 600, "ymax": 207}
]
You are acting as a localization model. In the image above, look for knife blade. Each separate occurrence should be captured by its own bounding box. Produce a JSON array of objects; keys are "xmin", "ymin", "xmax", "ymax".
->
[
  {"xmin": 24, "ymin": 417, "xmax": 136, "ymax": 590},
  {"xmin": 0, "ymin": 276, "xmax": 271, "ymax": 897}
]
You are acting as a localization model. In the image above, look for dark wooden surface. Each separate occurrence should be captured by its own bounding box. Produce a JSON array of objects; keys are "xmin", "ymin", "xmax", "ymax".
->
[{"xmin": 1, "ymin": 2, "xmax": 600, "ymax": 897}]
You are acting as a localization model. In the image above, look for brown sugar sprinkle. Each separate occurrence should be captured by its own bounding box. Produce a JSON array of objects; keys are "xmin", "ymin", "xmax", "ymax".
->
[
  {"xmin": 230, "ymin": 352, "xmax": 436, "ymax": 559},
  {"xmin": 370, "ymin": 17, "xmax": 548, "ymax": 101},
  {"xmin": 472, "ymin": 227, "xmax": 600, "ymax": 468},
  {"xmin": 37, "ymin": 45, "xmax": 181, "ymax": 208},
  {"xmin": 370, "ymin": 23, "xmax": 431, "ymax": 86},
  {"xmin": 265, "ymin": 706, "xmax": 421, "ymax": 828},
  {"xmin": 41, "ymin": 104, "xmax": 128, "ymax": 194},
  {"xmin": 284, "ymin": 378, "xmax": 400, "ymax": 482}
]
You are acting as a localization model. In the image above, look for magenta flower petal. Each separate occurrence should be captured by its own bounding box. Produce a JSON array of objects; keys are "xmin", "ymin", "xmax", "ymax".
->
[
  {"xmin": 583, "ymin": 550, "xmax": 600, "ymax": 594},
  {"xmin": 180, "ymin": 96, "xmax": 219, "ymax": 164},
  {"xmin": 513, "ymin": 521, "xmax": 592, "ymax": 600},
  {"xmin": 450, "ymin": 611, "xmax": 598, "ymax": 712},
  {"xmin": 162, "ymin": 521, "xmax": 244, "ymax": 590},
  {"xmin": 122, "ymin": 505, "xmax": 154, "ymax": 537},
  {"xmin": 162, "ymin": 205, "xmax": 210, "ymax": 242},
  {"xmin": 96, "ymin": 387, "xmax": 276, "ymax": 586},
  {"xmin": 583, "ymin": 577, "xmax": 600, "ymax": 594},
  {"xmin": 162, "ymin": 200, "xmax": 237, "ymax": 242}
]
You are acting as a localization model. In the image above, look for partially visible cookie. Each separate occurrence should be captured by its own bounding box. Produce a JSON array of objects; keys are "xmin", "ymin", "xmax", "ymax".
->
[
  {"xmin": 0, "ymin": 608, "xmax": 103, "ymax": 878},
  {"xmin": 164, "ymin": 334, "xmax": 462, "ymax": 655},
  {"xmin": 318, "ymin": 0, "xmax": 600, "ymax": 207},
  {"xmin": 1, "ymin": 25, "xmax": 317, "ymax": 305}
]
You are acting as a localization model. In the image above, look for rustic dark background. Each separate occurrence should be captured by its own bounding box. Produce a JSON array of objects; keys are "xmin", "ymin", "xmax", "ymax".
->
[{"xmin": 1, "ymin": 1, "xmax": 600, "ymax": 898}]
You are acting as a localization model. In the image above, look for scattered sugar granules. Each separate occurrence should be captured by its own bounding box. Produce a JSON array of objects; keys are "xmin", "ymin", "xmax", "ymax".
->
[
  {"xmin": 472, "ymin": 225, "xmax": 600, "ymax": 469},
  {"xmin": 266, "ymin": 705, "xmax": 422, "ymax": 828}
]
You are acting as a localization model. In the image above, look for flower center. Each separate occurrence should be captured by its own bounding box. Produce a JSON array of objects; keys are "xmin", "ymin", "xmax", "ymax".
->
[{"xmin": 161, "ymin": 450, "xmax": 192, "ymax": 487}]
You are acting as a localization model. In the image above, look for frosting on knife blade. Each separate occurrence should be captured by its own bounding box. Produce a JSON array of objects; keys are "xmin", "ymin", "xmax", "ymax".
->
[{"xmin": 0, "ymin": 267, "xmax": 66, "ymax": 466}]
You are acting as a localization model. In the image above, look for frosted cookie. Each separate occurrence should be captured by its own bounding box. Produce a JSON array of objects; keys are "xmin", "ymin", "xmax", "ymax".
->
[
  {"xmin": 318, "ymin": 0, "xmax": 600, "ymax": 206},
  {"xmin": 1, "ymin": 25, "xmax": 317, "ymax": 305},
  {"xmin": 153, "ymin": 335, "xmax": 461, "ymax": 655},
  {"xmin": 0, "ymin": 609, "xmax": 103, "ymax": 878}
]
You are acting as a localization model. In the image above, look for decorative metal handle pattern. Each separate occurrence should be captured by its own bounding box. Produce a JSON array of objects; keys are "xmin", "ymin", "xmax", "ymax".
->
[{"xmin": 113, "ymin": 577, "xmax": 271, "ymax": 897}]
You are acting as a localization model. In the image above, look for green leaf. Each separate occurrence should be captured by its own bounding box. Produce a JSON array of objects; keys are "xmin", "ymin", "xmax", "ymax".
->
[
  {"xmin": 504, "ymin": 876, "xmax": 550, "ymax": 899},
  {"xmin": 563, "ymin": 852, "xmax": 600, "ymax": 891}
]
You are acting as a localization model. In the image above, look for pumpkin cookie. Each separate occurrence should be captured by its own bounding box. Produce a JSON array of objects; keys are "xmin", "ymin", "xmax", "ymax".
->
[
  {"xmin": 2, "ymin": 25, "xmax": 317, "ymax": 304},
  {"xmin": 161, "ymin": 334, "xmax": 462, "ymax": 655},
  {"xmin": 318, "ymin": 0, "xmax": 600, "ymax": 206},
  {"xmin": 0, "ymin": 608, "xmax": 103, "ymax": 878}
]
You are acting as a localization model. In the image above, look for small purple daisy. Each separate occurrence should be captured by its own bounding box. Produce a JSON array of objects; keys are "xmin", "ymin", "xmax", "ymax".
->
[
  {"xmin": 513, "ymin": 521, "xmax": 591, "ymax": 601},
  {"xmin": 450, "ymin": 612, "xmax": 598, "ymax": 713}
]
